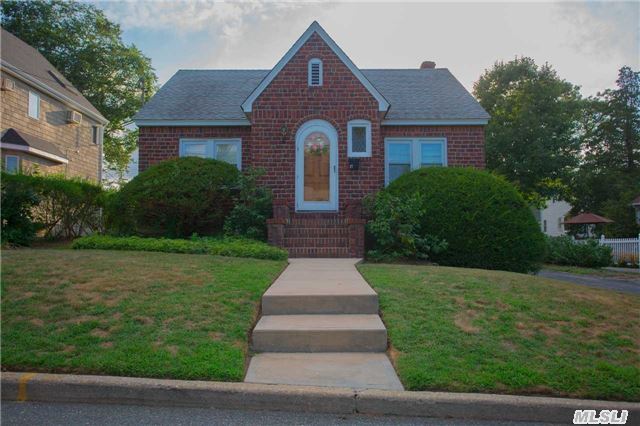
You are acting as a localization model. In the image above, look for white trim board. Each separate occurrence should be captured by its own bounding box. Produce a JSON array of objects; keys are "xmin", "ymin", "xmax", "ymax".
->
[
  {"xmin": 382, "ymin": 119, "xmax": 488, "ymax": 126},
  {"xmin": 241, "ymin": 21, "xmax": 390, "ymax": 113},
  {"xmin": 1, "ymin": 142, "xmax": 69, "ymax": 164},
  {"xmin": 135, "ymin": 119, "xmax": 251, "ymax": 127}
]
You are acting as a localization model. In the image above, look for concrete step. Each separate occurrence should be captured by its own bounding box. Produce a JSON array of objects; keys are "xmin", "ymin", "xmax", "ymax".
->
[
  {"xmin": 262, "ymin": 293, "xmax": 378, "ymax": 315},
  {"xmin": 252, "ymin": 314, "xmax": 387, "ymax": 352},
  {"xmin": 245, "ymin": 353, "xmax": 403, "ymax": 390},
  {"xmin": 262, "ymin": 259, "xmax": 378, "ymax": 314}
]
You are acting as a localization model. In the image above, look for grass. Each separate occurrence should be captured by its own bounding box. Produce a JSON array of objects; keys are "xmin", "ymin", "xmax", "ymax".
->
[
  {"xmin": 543, "ymin": 264, "xmax": 639, "ymax": 279},
  {"xmin": 358, "ymin": 263, "xmax": 640, "ymax": 401},
  {"xmin": 1, "ymin": 249, "xmax": 286, "ymax": 381},
  {"xmin": 71, "ymin": 235, "xmax": 288, "ymax": 260}
]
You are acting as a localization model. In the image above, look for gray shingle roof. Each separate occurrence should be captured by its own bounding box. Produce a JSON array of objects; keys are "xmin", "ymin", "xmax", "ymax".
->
[
  {"xmin": 0, "ymin": 28, "xmax": 106, "ymax": 121},
  {"xmin": 363, "ymin": 69, "xmax": 489, "ymax": 121},
  {"xmin": 135, "ymin": 70, "xmax": 267, "ymax": 122},
  {"xmin": 134, "ymin": 68, "xmax": 489, "ymax": 122}
]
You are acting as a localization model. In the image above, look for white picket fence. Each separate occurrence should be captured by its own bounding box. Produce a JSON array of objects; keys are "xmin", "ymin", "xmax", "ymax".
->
[{"xmin": 599, "ymin": 234, "xmax": 640, "ymax": 267}]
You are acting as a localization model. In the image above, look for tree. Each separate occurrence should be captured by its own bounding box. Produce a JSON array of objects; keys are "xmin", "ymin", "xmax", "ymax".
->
[
  {"xmin": 102, "ymin": 128, "xmax": 138, "ymax": 186},
  {"xmin": 580, "ymin": 67, "xmax": 639, "ymax": 173},
  {"xmin": 572, "ymin": 66, "xmax": 640, "ymax": 236},
  {"xmin": 473, "ymin": 57, "xmax": 583, "ymax": 204},
  {"xmin": 1, "ymin": 0, "xmax": 157, "ymax": 180}
]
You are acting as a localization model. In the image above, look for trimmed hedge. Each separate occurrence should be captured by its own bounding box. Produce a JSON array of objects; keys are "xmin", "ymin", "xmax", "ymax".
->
[
  {"xmin": 386, "ymin": 167, "xmax": 545, "ymax": 273},
  {"xmin": 108, "ymin": 157, "xmax": 240, "ymax": 238},
  {"xmin": 545, "ymin": 236, "xmax": 612, "ymax": 268},
  {"xmin": 1, "ymin": 172, "xmax": 105, "ymax": 245},
  {"xmin": 72, "ymin": 235, "xmax": 288, "ymax": 261}
]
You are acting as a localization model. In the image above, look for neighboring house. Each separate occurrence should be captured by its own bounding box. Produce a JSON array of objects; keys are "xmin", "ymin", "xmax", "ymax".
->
[
  {"xmin": 0, "ymin": 28, "xmax": 108, "ymax": 181},
  {"xmin": 533, "ymin": 199, "xmax": 572, "ymax": 237},
  {"xmin": 134, "ymin": 22, "xmax": 489, "ymax": 257}
]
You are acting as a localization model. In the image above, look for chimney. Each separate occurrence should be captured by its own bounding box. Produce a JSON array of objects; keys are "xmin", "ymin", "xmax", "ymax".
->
[{"xmin": 420, "ymin": 61, "xmax": 436, "ymax": 69}]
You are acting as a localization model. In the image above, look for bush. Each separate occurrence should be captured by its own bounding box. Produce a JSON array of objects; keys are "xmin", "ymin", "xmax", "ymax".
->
[
  {"xmin": 545, "ymin": 236, "xmax": 612, "ymax": 267},
  {"xmin": 385, "ymin": 167, "xmax": 545, "ymax": 273},
  {"xmin": 72, "ymin": 235, "xmax": 288, "ymax": 261},
  {"xmin": 108, "ymin": 157, "xmax": 240, "ymax": 237},
  {"xmin": 1, "ymin": 173, "xmax": 41, "ymax": 245},
  {"xmin": 1, "ymin": 173, "xmax": 105, "ymax": 245},
  {"xmin": 224, "ymin": 168, "xmax": 272, "ymax": 241},
  {"xmin": 364, "ymin": 191, "xmax": 448, "ymax": 261}
]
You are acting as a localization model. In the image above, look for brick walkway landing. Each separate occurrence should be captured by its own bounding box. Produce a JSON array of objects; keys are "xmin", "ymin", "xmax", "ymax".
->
[{"xmin": 245, "ymin": 259, "xmax": 403, "ymax": 390}]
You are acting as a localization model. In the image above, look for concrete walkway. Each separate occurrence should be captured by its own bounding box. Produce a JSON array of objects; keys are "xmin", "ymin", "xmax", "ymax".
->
[
  {"xmin": 245, "ymin": 259, "xmax": 403, "ymax": 390},
  {"xmin": 538, "ymin": 270, "xmax": 640, "ymax": 294}
]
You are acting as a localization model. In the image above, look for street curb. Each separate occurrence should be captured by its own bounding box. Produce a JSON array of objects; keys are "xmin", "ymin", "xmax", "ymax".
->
[{"xmin": 2, "ymin": 372, "xmax": 639, "ymax": 422}]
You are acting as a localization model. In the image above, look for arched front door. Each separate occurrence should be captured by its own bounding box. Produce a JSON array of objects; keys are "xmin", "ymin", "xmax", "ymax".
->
[{"xmin": 295, "ymin": 119, "xmax": 338, "ymax": 211}]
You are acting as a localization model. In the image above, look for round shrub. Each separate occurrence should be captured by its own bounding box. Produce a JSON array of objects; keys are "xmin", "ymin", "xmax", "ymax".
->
[
  {"xmin": 385, "ymin": 167, "xmax": 545, "ymax": 273},
  {"xmin": 109, "ymin": 157, "xmax": 240, "ymax": 237}
]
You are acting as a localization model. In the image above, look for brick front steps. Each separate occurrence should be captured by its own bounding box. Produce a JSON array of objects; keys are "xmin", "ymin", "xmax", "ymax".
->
[
  {"xmin": 267, "ymin": 204, "xmax": 365, "ymax": 258},
  {"xmin": 245, "ymin": 258, "xmax": 403, "ymax": 390}
]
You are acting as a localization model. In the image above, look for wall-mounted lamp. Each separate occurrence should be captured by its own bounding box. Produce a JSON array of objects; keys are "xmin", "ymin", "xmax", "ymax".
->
[
  {"xmin": 280, "ymin": 124, "xmax": 289, "ymax": 142},
  {"xmin": 349, "ymin": 158, "xmax": 360, "ymax": 171}
]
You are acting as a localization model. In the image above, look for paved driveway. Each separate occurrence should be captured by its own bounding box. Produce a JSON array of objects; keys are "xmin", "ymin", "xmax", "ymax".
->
[{"xmin": 538, "ymin": 270, "xmax": 640, "ymax": 294}]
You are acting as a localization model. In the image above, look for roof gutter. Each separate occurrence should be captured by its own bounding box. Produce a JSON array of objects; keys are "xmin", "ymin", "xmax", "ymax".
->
[
  {"xmin": 134, "ymin": 119, "xmax": 251, "ymax": 127},
  {"xmin": 381, "ymin": 119, "xmax": 489, "ymax": 126},
  {"xmin": 1, "ymin": 61, "xmax": 109, "ymax": 125},
  {"xmin": 1, "ymin": 142, "xmax": 69, "ymax": 164}
]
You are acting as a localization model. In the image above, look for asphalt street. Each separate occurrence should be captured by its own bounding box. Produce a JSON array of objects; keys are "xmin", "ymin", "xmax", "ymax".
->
[{"xmin": 1, "ymin": 401, "xmax": 560, "ymax": 426}]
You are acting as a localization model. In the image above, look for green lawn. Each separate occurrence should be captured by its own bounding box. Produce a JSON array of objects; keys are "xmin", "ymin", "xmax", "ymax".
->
[
  {"xmin": 358, "ymin": 263, "xmax": 640, "ymax": 401},
  {"xmin": 543, "ymin": 264, "xmax": 639, "ymax": 279},
  {"xmin": 1, "ymin": 249, "xmax": 286, "ymax": 381}
]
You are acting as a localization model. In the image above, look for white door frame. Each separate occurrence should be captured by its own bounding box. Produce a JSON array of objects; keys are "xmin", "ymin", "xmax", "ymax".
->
[{"xmin": 295, "ymin": 119, "xmax": 338, "ymax": 211}]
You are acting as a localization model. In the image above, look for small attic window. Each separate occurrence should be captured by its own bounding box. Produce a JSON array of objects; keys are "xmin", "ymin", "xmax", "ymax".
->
[{"xmin": 308, "ymin": 58, "xmax": 322, "ymax": 86}]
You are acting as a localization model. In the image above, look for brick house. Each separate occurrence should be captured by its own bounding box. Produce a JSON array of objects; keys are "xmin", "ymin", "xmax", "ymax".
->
[
  {"xmin": 0, "ymin": 29, "xmax": 108, "ymax": 181},
  {"xmin": 134, "ymin": 22, "xmax": 489, "ymax": 257}
]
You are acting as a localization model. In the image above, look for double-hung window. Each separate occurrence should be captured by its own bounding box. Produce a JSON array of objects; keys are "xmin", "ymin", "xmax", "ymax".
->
[
  {"xmin": 385, "ymin": 137, "xmax": 447, "ymax": 185},
  {"xmin": 4, "ymin": 155, "xmax": 20, "ymax": 174},
  {"xmin": 179, "ymin": 138, "xmax": 242, "ymax": 169},
  {"xmin": 28, "ymin": 91, "xmax": 40, "ymax": 119}
]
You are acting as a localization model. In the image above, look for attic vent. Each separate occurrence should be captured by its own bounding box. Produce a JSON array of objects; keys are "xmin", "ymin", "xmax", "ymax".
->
[
  {"xmin": 1, "ymin": 77, "xmax": 15, "ymax": 91},
  {"xmin": 308, "ymin": 58, "xmax": 322, "ymax": 86}
]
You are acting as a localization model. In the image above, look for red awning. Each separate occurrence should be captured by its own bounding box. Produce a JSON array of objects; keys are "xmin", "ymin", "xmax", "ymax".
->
[{"xmin": 563, "ymin": 213, "xmax": 614, "ymax": 225}]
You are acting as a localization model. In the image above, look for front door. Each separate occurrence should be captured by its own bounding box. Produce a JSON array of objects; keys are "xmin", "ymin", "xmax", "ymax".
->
[{"xmin": 295, "ymin": 119, "xmax": 338, "ymax": 211}]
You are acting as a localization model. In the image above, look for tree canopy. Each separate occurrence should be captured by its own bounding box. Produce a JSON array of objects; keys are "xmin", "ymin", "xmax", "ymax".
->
[
  {"xmin": 572, "ymin": 67, "xmax": 640, "ymax": 236},
  {"xmin": 473, "ymin": 57, "xmax": 582, "ymax": 203},
  {"xmin": 1, "ymin": 0, "xmax": 158, "ymax": 180}
]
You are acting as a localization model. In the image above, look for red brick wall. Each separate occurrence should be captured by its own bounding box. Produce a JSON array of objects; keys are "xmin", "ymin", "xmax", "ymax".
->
[
  {"xmin": 250, "ymin": 32, "xmax": 383, "ymax": 214},
  {"xmin": 381, "ymin": 125, "xmax": 486, "ymax": 168}
]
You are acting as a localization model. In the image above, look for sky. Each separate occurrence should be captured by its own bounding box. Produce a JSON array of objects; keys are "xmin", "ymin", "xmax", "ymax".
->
[{"xmin": 95, "ymin": 0, "xmax": 639, "ymax": 97}]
